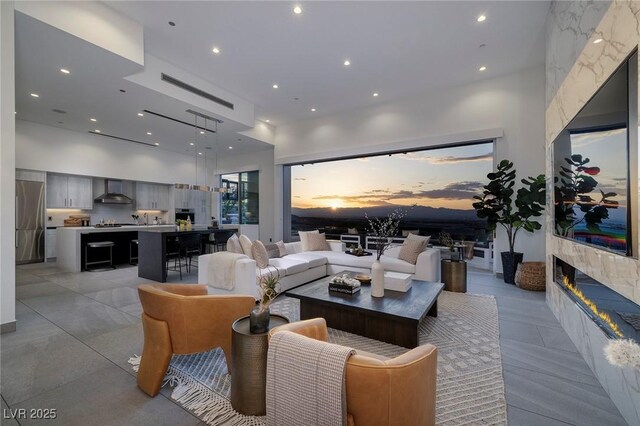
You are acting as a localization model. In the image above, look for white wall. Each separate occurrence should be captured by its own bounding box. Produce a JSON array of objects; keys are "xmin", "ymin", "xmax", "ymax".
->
[
  {"xmin": 1, "ymin": 1, "xmax": 16, "ymax": 332},
  {"xmin": 17, "ymin": 120, "xmax": 202, "ymax": 185},
  {"xmin": 274, "ymin": 65, "xmax": 547, "ymax": 271},
  {"xmin": 214, "ymin": 149, "xmax": 276, "ymax": 244}
]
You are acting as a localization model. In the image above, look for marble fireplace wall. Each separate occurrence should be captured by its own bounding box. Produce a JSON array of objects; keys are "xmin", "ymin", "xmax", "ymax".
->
[{"xmin": 546, "ymin": 1, "xmax": 640, "ymax": 424}]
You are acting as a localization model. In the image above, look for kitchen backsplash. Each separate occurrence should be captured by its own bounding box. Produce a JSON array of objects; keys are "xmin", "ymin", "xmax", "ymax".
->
[{"xmin": 47, "ymin": 203, "xmax": 170, "ymax": 227}]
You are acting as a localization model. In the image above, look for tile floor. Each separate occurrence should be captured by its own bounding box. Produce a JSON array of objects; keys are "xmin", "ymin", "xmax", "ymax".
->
[{"xmin": 0, "ymin": 263, "xmax": 627, "ymax": 425}]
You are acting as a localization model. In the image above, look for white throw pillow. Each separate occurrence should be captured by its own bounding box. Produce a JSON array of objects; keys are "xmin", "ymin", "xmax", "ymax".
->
[
  {"xmin": 276, "ymin": 240, "xmax": 287, "ymax": 257},
  {"xmin": 306, "ymin": 233, "xmax": 330, "ymax": 251},
  {"xmin": 226, "ymin": 233, "xmax": 243, "ymax": 254},
  {"xmin": 251, "ymin": 240, "xmax": 269, "ymax": 269},
  {"xmin": 298, "ymin": 230, "xmax": 320, "ymax": 252},
  {"xmin": 398, "ymin": 234, "xmax": 430, "ymax": 264},
  {"xmin": 239, "ymin": 234, "xmax": 254, "ymax": 259}
]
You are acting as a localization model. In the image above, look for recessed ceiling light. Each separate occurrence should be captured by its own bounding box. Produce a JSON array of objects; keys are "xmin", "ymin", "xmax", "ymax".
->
[
  {"xmin": 154, "ymin": 143, "xmax": 159, "ymax": 146},
  {"xmin": 146, "ymin": 132, "xmax": 152, "ymax": 135},
  {"xmin": 228, "ymin": 146, "xmax": 233, "ymax": 149},
  {"xmin": 479, "ymin": 66, "xmax": 487, "ymax": 71},
  {"xmin": 189, "ymin": 142, "xmax": 195, "ymax": 146},
  {"xmin": 593, "ymin": 38, "xmax": 603, "ymax": 44},
  {"xmin": 273, "ymin": 84, "xmax": 279, "ymax": 89},
  {"xmin": 311, "ymin": 108, "xmax": 316, "ymax": 112},
  {"xmin": 30, "ymin": 93, "xmax": 39, "ymax": 98},
  {"xmin": 199, "ymin": 131, "xmax": 205, "ymax": 135},
  {"xmin": 343, "ymin": 59, "xmax": 351, "ymax": 66},
  {"xmin": 373, "ymin": 92, "xmax": 379, "ymax": 97},
  {"xmin": 265, "ymin": 119, "xmax": 270, "ymax": 123},
  {"xmin": 95, "ymin": 130, "xmax": 101, "ymax": 133},
  {"xmin": 198, "ymin": 152, "xmax": 203, "ymax": 155},
  {"xmin": 137, "ymin": 112, "xmax": 144, "ymax": 117},
  {"xmin": 60, "ymin": 68, "xmax": 70, "ymax": 74},
  {"xmin": 90, "ymin": 118, "xmax": 97, "ymax": 122},
  {"xmin": 477, "ymin": 14, "xmax": 486, "ymax": 22},
  {"xmin": 212, "ymin": 46, "xmax": 221, "ymax": 55},
  {"xmin": 293, "ymin": 5, "xmax": 302, "ymax": 14}
]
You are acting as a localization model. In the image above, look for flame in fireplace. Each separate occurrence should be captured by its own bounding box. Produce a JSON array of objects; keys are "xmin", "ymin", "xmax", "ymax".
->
[{"xmin": 563, "ymin": 276, "xmax": 624, "ymax": 338}]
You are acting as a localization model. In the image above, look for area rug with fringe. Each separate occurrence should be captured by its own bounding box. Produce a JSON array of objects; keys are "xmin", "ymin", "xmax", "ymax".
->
[{"xmin": 129, "ymin": 291, "xmax": 506, "ymax": 425}]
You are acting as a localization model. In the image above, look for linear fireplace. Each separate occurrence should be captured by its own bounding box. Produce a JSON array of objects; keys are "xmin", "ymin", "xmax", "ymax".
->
[{"xmin": 554, "ymin": 257, "xmax": 639, "ymax": 343}]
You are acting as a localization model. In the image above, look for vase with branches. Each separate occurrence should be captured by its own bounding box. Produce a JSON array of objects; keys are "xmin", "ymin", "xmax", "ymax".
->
[
  {"xmin": 365, "ymin": 207, "xmax": 407, "ymax": 297},
  {"xmin": 472, "ymin": 160, "xmax": 545, "ymax": 283}
]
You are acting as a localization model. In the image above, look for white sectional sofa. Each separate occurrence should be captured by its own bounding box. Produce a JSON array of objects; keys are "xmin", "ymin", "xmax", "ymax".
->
[{"xmin": 198, "ymin": 240, "xmax": 440, "ymax": 298}]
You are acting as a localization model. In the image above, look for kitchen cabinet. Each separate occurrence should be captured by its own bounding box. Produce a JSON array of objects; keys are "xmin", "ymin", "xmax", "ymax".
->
[
  {"xmin": 174, "ymin": 187, "xmax": 193, "ymax": 209},
  {"xmin": 46, "ymin": 174, "xmax": 93, "ymax": 209},
  {"xmin": 193, "ymin": 190, "xmax": 211, "ymax": 224},
  {"xmin": 136, "ymin": 183, "xmax": 170, "ymax": 211},
  {"xmin": 45, "ymin": 229, "xmax": 57, "ymax": 260}
]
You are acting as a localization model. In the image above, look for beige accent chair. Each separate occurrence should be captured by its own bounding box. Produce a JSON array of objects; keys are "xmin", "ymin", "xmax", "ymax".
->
[
  {"xmin": 269, "ymin": 318, "xmax": 438, "ymax": 426},
  {"xmin": 136, "ymin": 284, "xmax": 255, "ymax": 397}
]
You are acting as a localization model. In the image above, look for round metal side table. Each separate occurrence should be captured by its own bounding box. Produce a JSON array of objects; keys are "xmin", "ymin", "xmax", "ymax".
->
[
  {"xmin": 230, "ymin": 313, "xmax": 289, "ymax": 416},
  {"xmin": 441, "ymin": 259, "xmax": 467, "ymax": 293}
]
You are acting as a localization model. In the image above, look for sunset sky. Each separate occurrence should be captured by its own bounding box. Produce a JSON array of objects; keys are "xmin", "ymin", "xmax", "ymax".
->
[{"xmin": 291, "ymin": 142, "xmax": 494, "ymax": 210}]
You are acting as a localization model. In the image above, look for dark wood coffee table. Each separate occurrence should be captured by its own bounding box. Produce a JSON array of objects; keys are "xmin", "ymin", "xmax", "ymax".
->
[{"xmin": 285, "ymin": 272, "xmax": 444, "ymax": 348}]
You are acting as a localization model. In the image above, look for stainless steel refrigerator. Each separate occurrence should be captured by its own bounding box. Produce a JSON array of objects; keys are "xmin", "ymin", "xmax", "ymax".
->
[{"xmin": 16, "ymin": 180, "xmax": 44, "ymax": 264}]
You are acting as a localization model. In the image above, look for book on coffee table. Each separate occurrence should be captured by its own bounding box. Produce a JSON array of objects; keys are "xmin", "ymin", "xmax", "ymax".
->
[{"xmin": 328, "ymin": 284, "xmax": 361, "ymax": 294}]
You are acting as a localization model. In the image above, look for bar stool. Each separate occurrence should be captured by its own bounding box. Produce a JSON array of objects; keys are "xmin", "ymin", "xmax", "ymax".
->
[
  {"xmin": 130, "ymin": 239, "xmax": 139, "ymax": 265},
  {"xmin": 85, "ymin": 241, "xmax": 115, "ymax": 271}
]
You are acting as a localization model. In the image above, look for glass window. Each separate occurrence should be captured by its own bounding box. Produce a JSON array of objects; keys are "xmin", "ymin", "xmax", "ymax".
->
[
  {"xmin": 286, "ymin": 141, "xmax": 494, "ymax": 243},
  {"xmin": 221, "ymin": 171, "xmax": 259, "ymax": 225}
]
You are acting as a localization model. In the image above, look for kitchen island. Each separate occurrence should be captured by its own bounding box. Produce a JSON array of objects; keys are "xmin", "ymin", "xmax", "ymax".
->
[
  {"xmin": 138, "ymin": 229, "xmax": 216, "ymax": 282},
  {"xmin": 57, "ymin": 225, "xmax": 176, "ymax": 272}
]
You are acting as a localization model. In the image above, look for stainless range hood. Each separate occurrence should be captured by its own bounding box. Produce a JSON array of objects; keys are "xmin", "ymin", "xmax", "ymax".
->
[{"xmin": 94, "ymin": 179, "xmax": 133, "ymax": 204}]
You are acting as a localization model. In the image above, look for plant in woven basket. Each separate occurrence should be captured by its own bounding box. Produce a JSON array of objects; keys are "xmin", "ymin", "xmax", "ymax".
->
[{"xmin": 365, "ymin": 207, "xmax": 408, "ymax": 260}]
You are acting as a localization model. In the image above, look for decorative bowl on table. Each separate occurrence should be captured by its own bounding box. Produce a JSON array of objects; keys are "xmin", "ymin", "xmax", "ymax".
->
[{"xmin": 355, "ymin": 274, "xmax": 371, "ymax": 284}]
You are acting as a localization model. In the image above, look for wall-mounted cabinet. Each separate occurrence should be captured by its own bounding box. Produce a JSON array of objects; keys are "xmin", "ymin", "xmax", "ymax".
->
[
  {"xmin": 46, "ymin": 174, "xmax": 93, "ymax": 209},
  {"xmin": 136, "ymin": 183, "xmax": 170, "ymax": 211},
  {"xmin": 193, "ymin": 190, "xmax": 211, "ymax": 224},
  {"xmin": 174, "ymin": 187, "xmax": 193, "ymax": 209}
]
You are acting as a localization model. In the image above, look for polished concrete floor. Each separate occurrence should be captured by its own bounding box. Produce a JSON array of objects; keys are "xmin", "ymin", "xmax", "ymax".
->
[{"xmin": 1, "ymin": 262, "xmax": 627, "ymax": 425}]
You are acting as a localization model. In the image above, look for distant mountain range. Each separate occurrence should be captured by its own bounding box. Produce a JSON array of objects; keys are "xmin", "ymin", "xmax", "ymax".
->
[{"xmin": 292, "ymin": 205, "xmax": 479, "ymax": 221}]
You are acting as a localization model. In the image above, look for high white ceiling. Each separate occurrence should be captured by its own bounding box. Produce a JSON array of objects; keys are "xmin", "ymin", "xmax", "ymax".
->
[
  {"xmin": 107, "ymin": 1, "xmax": 550, "ymax": 125},
  {"xmin": 14, "ymin": 12, "xmax": 273, "ymax": 158}
]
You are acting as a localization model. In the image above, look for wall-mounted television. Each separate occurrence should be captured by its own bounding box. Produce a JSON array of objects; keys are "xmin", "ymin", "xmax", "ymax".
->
[{"xmin": 552, "ymin": 50, "xmax": 637, "ymax": 256}]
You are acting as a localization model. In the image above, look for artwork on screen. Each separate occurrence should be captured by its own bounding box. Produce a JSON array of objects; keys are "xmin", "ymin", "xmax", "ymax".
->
[{"xmin": 552, "ymin": 53, "xmax": 636, "ymax": 255}]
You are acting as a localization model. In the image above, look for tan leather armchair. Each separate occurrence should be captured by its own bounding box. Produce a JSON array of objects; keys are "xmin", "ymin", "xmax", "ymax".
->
[
  {"xmin": 269, "ymin": 318, "xmax": 437, "ymax": 426},
  {"xmin": 137, "ymin": 284, "xmax": 255, "ymax": 397}
]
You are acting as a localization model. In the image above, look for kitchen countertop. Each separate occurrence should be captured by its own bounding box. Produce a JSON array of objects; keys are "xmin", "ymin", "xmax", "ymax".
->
[{"xmin": 58, "ymin": 225, "xmax": 177, "ymax": 232}]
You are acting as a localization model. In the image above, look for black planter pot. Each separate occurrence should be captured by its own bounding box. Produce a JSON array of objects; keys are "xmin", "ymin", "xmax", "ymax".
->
[
  {"xmin": 249, "ymin": 306, "xmax": 270, "ymax": 334},
  {"xmin": 501, "ymin": 252, "xmax": 523, "ymax": 284}
]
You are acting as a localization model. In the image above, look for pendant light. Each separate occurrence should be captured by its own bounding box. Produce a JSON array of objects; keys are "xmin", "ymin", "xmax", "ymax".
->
[{"xmin": 191, "ymin": 114, "xmax": 212, "ymax": 192}]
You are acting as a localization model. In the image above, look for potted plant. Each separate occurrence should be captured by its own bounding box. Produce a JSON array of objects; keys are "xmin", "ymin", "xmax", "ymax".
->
[
  {"xmin": 250, "ymin": 267, "xmax": 280, "ymax": 333},
  {"xmin": 365, "ymin": 207, "xmax": 407, "ymax": 297},
  {"xmin": 438, "ymin": 231, "xmax": 461, "ymax": 261},
  {"xmin": 472, "ymin": 160, "xmax": 545, "ymax": 284}
]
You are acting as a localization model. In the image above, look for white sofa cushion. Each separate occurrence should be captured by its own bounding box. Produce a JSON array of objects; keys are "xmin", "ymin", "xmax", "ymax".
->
[
  {"xmin": 239, "ymin": 234, "xmax": 254, "ymax": 259},
  {"xmin": 286, "ymin": 252, "xmax": 328, "ymax": 269},
  {"xmin": 298, "ymin": 230, "xmax": 320, "ymax": 251},
  {"xmin": 268, "ymin": 257, "xmax": 310, "ymax": 275}
]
